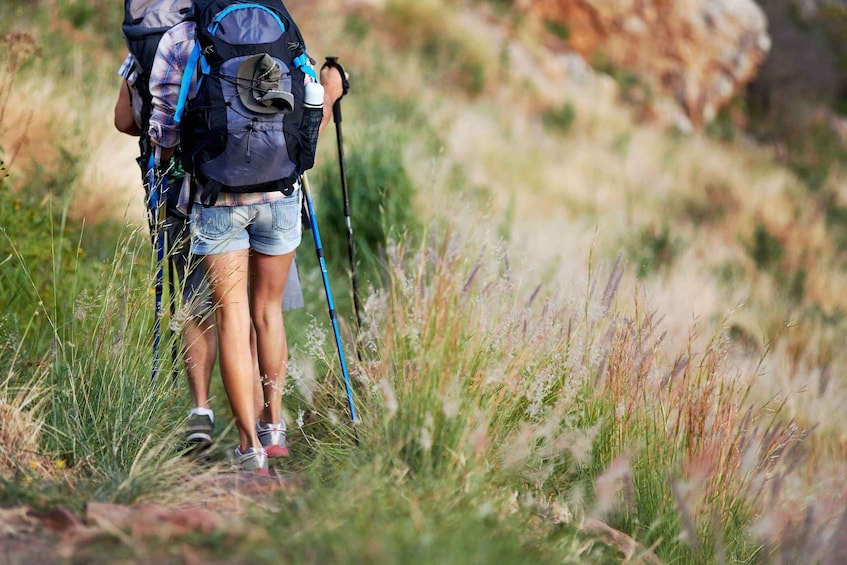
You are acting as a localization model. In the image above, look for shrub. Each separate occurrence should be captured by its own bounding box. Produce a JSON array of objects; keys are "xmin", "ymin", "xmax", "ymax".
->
[
  {"xmin": 544, "ymin": 19, "xmax": 570, "ymax": 41},
  {"xmin": 383, "ymin": 0, "xmax": 492, "ymax": 96},
  {"xmin": 745, "ymin": 222, "xmax": 784, "ymax": 271},
  {"xmin": 311, "ymin": 126, "xmax": 422, "ymax": 291},
  {"xmin": 627, "ymin": 224, "xmax": 681, "ymax": 278},
  {"xmin": 542, "ymin": 101, "xmax": 577, "ymax": 135}
]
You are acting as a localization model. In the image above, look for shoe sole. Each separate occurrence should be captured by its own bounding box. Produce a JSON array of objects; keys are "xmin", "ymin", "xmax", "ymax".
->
[
  {"xmin": 186, "ymin": 432, "xmax": 213, "ymax": 445},
  {"xmin": 234, "ymin": 464, "xmax": 270, "ymax": 476}
]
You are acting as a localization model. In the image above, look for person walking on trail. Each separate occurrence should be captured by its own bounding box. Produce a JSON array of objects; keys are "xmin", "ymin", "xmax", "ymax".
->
[
  {"xmin": 115, "ymin": 53, "xmax": 306, "ymax": 453},
  {"xmin": 148, "ymin": 12, "xmax": 345, "ymax": 475}
]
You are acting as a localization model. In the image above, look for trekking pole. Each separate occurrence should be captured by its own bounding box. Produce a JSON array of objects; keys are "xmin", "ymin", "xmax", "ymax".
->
[
  {"xmin": 167, "ymin": 249, "xmax": 179, "ymax": 386},
  {"xmin": 146, "ymin": 154, "xmax": 167, "ymax": 388},
  {"xmin": 322, "ymin": 56, "xmax": 364, "ymax": 336},
  {"xmin": 301, "ymin": 172, "xmax": 359, "ymax": 443}
]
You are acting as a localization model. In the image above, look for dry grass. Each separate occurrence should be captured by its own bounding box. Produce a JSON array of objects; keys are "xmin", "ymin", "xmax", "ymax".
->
[
  {"xmin": 0, "ymin": 372, "xmax": 51, "ymax": 480},
  {"xmin": 347, "ymin": 220, "xmax": 839, "ymax": 560},
  {"xmin": 70, "ymin": 87, "xmax": 147, "ymax": 227},
  {"xmin": 378, "ymin": 6, "xmax": 847, "ymax": 555},
  {"xmin": 1, "ymin": 29, "xmax": 145, "ymax": 227}
]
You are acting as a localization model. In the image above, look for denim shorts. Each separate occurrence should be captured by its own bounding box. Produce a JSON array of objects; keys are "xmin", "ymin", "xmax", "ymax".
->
[
  {"xmin": 166, "ymin": 215, "xmax": 212, "ymax": 318},
  {"xmin": 190, "ymin": 191, "xmax": 302, "ymax": 256}
]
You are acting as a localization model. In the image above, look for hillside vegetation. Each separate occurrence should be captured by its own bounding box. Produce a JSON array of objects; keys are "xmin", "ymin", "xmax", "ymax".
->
[{"xmin": 2, "ymin": 0, "xmax": 846, "ymax": 563}]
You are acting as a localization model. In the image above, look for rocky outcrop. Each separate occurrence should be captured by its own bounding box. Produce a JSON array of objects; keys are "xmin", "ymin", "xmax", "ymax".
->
[{"xmin": 517, "ymin": 0, "xmax": 771, "ymax": 128}]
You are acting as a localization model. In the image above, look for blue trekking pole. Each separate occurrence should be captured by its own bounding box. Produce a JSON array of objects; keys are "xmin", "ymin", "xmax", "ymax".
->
[
  {"xmin": 301, "ymin": 172, "xmax": 359, "ymax": 440},
  {"xmin": 146, "ymin": 153, "xmax": 167, "ymax": 387}
]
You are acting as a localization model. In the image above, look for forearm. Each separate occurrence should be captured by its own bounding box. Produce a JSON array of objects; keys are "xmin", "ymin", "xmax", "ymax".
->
[
  {"xmin": 114, "ymin": 80, "xmax": 141, "ymax": 136},
  {"xmin": 148, "ymin": 28, "xmax": 194, "ymax": 151}
]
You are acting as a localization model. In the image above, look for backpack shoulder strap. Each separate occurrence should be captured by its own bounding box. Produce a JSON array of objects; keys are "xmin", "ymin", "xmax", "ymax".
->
[
  {"xmin": 174, "ymin": 40, "xmax": 206, "ymax": 124},
  {"xmin": 293, "ymin": 53, "xmax": 317, "ymax": 81}
]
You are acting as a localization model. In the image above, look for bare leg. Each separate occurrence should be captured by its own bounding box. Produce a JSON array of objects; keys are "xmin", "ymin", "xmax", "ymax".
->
[
  {"xmin": 183, "ymin": 314, "xmax": 216, "ymax": 409},
  {"xmin": 203, "ymin": 249, "xmax": 261, "ymax": 452},
  {"xmin": 251, "ymin": 323, "xmax": 264, "ymax": 416},
  {"xmin": 249, "ymin": 250, "xmax": 294, "ymax": 426}
]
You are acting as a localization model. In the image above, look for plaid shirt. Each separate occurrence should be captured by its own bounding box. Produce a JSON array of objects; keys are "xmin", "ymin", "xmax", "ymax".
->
[
  {"xmin": 148, "ymin": 21, "xmax": 295, "ymax": 211},
  {"xmin": 118, "ymin": 54, "xmax": 137, "ymax": 84}
]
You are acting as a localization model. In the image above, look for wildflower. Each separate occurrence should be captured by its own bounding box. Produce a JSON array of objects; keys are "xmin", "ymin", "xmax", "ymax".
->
[
  {"xmin": 380, "ymin": 378, "xmax": 398, "ymax": 416},
  {"xmin": 476, "ymin": 501, "xmax": 494, "ymax": 519},
  {"xmin": 303, "ymin": 316, "xmax": 327, "ymax": 358},
  {"xmin": 327, "ymin": 410, "xmax": 340, "ymax": 426},
  {"xmin": 419, "ymin": 412, "xmax": 434, "ymax": 452}
]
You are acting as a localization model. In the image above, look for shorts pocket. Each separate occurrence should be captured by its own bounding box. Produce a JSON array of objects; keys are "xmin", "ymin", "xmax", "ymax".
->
[
  {"xmin": 196, "ymin": 205, "xmax": 232, "ymax": 238},
  {"xmin": 272, "ymin": 194, "xmax": 300, "ymax": 231}
]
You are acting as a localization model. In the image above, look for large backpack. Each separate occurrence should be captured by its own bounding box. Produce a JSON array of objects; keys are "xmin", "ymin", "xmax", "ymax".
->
[
  {"xmin": 122, "ymin": 0, "xmax": 192, "ymax": 209},
  {"xmin": 176, "ymin": 0, "xmax": 318, "ymax": 207},
  {"xmin": 122, "ymin": 0, "xmax": 192, "ymax": 162}
]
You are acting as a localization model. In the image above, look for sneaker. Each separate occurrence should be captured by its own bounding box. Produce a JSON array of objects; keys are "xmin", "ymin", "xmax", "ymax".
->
[
  {"xmin": 184, "ymin": 409, "xmax": 215, "ymax": 451},
  {"xmin": 257, "ymin": 420, "xmax": 289, "ymax": 458},
  {"xmin": 234, "ymin": 445, "xmax": 269, "ymax": 476}
]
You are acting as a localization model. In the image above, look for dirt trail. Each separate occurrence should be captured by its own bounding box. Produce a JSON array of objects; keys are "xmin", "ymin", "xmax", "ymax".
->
[{"xmin": 0, "ymin": 471, "xmax": 290, "ymax": 564}]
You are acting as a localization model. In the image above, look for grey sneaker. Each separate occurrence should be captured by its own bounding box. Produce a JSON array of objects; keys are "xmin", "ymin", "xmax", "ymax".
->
[
  {"xmin": 184, "ymin": 410, "xmax": 214, "ymax": 451},
  {"xmin": 257, "ymin": 420, "xmax": 289, "ymax": 458},
  {"xmin": 234, "ymin": 446, "xmax": 269, "ymax": 476}
]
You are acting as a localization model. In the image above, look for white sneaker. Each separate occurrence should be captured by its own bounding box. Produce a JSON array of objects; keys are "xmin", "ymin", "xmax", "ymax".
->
[
  {"xmin": 233, "ymin": 445, "xmax": 269, "ymax": 476},
  {"xmin": 257, "ymin": 420, "xmax": 289, "ymax": 458}
]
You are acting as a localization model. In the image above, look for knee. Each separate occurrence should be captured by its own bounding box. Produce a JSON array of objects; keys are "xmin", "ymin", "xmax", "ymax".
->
[{"xmin": 251, "ymin": 305, "xmax": 281, "ymax": 332}]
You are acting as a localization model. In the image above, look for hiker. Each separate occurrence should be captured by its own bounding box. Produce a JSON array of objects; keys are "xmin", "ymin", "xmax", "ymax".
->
[
  {"xmin": 147, "ymin": 5, "xmax": 344, "ymax": 475},
  {"xmin": 115, "ymin": 55, "xmax": 219, "ymax": 450},
  {"xmin": 115, "ymin": 52, "xmax": 306, "ymax": 452}
]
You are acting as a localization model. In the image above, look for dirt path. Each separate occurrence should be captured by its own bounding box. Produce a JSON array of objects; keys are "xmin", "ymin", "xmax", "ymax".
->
[{"xmin": 0, "ymin": 472, "xmax": 288, "ymax": 564}]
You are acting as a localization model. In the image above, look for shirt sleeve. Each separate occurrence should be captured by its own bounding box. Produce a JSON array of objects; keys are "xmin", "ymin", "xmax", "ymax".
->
[
  {"xmin": 148, "ymin": 22, "xmax": 197, "ymax": 149},
  {"xmin": 118, "ymin": 54, "xmax": 137, "ymax": 84}
]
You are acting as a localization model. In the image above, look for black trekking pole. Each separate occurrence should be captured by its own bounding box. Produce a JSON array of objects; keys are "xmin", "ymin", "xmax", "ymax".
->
[
  {"xmin": 323, "ymin": 56, "xmax": 364, "ymax": 336},
  {"xmin": 301, "ymin": 172, "xmax": 359, "ymax": 443}
]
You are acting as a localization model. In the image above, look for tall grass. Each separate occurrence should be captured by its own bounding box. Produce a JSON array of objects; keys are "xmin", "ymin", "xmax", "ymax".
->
[
  {"xmin": 0, "ymin": 178, "xmax": 216, "ymax": 508},
  {"xmin": 1, "ymin": 200, "xmax": 836, "ymax": 561},
  {"xmin": 253, "ymin": 224, "xmax": 822, "ymax": 563}
]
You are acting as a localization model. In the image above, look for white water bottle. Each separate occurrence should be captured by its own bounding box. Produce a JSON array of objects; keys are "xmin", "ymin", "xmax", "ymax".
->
[{"xmin": 303, "ymin": 81, "xmax": 324, "ymax": 165}]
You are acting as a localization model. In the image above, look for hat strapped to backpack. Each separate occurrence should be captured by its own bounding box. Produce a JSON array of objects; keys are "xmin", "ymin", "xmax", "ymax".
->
[{"xmin": 235, "ymin": 53, "xmax": 294, "ymax": 114}]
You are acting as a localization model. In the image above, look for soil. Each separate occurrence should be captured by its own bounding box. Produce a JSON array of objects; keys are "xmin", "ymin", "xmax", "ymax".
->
[{"xmin": 0, "ymin": 471, "xmax": 288, "ymax": 565}]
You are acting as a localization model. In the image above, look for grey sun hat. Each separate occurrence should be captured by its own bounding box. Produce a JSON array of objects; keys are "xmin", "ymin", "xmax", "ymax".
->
[{"xmin": 236, "ymin": 53, "xmax": 294, "ymax": 114}]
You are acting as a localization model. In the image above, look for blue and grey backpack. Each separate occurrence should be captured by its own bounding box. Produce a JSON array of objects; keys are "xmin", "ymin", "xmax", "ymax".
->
[{"xmin": 176, "ymin": 0, "xmax": 319, "ymax": 207}]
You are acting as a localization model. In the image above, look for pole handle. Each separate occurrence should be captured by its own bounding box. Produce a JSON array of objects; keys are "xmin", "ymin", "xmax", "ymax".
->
[{"xmin": 322, "ymin": 56, "xmax": 349, "ymax": 124}]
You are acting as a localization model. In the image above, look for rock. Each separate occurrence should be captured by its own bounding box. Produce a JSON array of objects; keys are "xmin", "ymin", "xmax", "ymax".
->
[
  {"xmin": 518, "ymin": 0, "xmax": 771, "ymax": 127},
  {"xmin": 27, "ymin": 507, "xmax": 84, "ymax": 532}
]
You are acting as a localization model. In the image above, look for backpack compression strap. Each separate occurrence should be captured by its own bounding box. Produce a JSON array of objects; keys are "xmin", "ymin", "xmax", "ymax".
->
[{"xmin": 173, "ymin": 50, "xmax": 316, "ymax": 125}]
